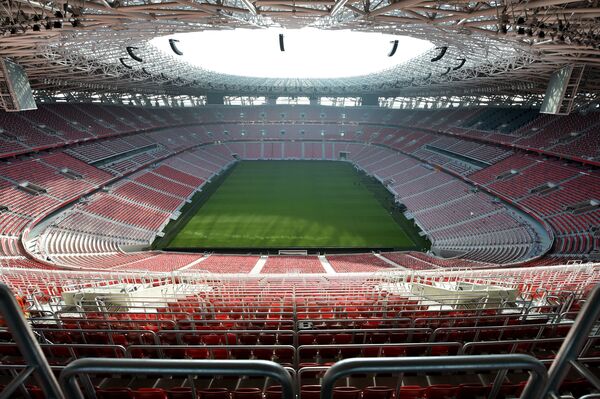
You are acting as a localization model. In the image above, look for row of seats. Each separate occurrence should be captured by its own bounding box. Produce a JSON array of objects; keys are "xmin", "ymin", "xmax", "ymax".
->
[
  {"xmin": 0, "ymin": 265, "xmax": 594, "ymax": 398},
  {"xmin": 33, "ymin": 144, "xmax": 232, "ymax": 267},
  {"xmin": 0, "ymin": 104, "xmax": 203, "ymax": 158},
  {"xmin": 2, "ymin": 104, "xmax": 599, "ymax": 165},
  {"xmin": 261, "ymin": 257, "xmax": 325, "ymax": 274},
  {"xmin": 348, "ymin": 146, "xmax": 539, "ymax": 264},
  {"xmin": 24, "ymin": 379, "xmax": 588, "ymax": 399},
  {"xmin": 470, "ymin": 154, "xmax": 600, "ymax": 258}
]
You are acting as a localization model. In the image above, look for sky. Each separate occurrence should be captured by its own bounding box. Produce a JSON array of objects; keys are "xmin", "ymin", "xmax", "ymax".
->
[{"xmin": 151, "ymin": 28, "xmax": 433, "ymax": 79}]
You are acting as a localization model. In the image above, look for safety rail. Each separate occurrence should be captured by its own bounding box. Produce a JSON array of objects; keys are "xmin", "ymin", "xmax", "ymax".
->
[
  {"xmin": 413, "ymin": 313, "xmax": 561, "ymax": 328},
  {"xmin": 25, "ymin": 317, "xmax": 577, "ymax": 348},
  {"xmin": 461, "ymin": 337, "xmax": 567, "ymax": 356},
  {"xmin": 545, "ymin": 284, "xmax": 600, "ymax": 398},
  {"xmin": 320, "ymin": 354, "xmax": 548, "ymax": 399},
  {"xmin": 33, "ymin": 327, "xmax": 297, "ymax": 346},
  {"xmin": 125, "ymin": 343, "xmax": 297, "ymax": 363},
  {"xmin": 40, "ymin": 310, "xmax": 561, "ymax": 328},
  {"xmin": 29, "ymin": 313, "xmax": 570, "ymax": 335},
  {"xmin": 297, "ymin": 327, "xmax": 433, "ymax": 339},
  {"xmin": 33, "ymin": 327, "xmax": 161, "ymax": 346},
  {"xmin": 34, "ymin": 302, "xmax": 565, "ymax": 321},
  {"xmin": 59, "ymin": 358, "xmax": 296, "ymax": 399},
  {"xmin": 0, "ymin": 284, "xmax": 64, "ymax": 399},
  {"xmin": 0, "ymin": 342, "xmax": 128, "ymax": 360},
  {"xmin": 297, "ymin": 341, "xmax": 463, "ymax": 360},
  {"xmin": 429, "ymin": 322, "xmax": 571, "ymax": 342},
  {"xmin": 30, "ymin": 316, "xmax": 178, "ymax": 330},
  {"xmin": 68, "ymin": 296, "xmax": 525, "ymax": 312}
]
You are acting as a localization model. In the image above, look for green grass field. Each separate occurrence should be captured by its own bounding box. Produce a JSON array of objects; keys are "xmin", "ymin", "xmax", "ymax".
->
[{"xmin": 165, "ymin": 161, "xmax": 423, "ymax": 249}]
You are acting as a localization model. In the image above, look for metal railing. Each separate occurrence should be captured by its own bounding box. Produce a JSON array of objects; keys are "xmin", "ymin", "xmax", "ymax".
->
[
  {"xmin": 0, "ymin": 284, "xmax": 64, "ymax": 399},
  {"xmin": 320, "ymin": 354, "xmax": 548, "ymax": 399},
  {"xmin": 545, "ymin": 284, "xmax": 600, "ymax": 398},
  {"xmin": 59, "ymin": 358, "xmax": 295, "ymax": 399}
]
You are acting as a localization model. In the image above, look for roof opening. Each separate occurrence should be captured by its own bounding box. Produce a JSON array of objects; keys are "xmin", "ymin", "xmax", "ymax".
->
[{"xmin": 151, "ymin": 28, "xmax": 433, "ymax": 79}]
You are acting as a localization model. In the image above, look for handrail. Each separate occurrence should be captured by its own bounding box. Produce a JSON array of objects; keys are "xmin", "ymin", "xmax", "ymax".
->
[
  {"xmin": 30, "ymin": 316, "xmax": 178, "ymax": 329},
  {"xmin": 0, "ymin": 284, "xmax": 65, "ymax": 399},
  {"xmin": 64, "ymin": 300, "xmax": 519, "ymax": 312},
  {"xmin": 320, "ymin": 354, "xmax": 548, "ymax": 399},
  {"xmin": 429, "ymin": 322, "xmax": 569, "ymax": 342},
  {"xmin": 413, "ymin": 313, "xmax": 558, "ymax": 328},
  {"xmin": 59, "ymin": 358, "xmax": 295, "ymax": 399},
  {"xmin": 125, "ymin": 344, "xmax": 296, "ymax": 364},
  {"xmin": 545, "ymin": 284, "xmax": 600, "ymax": 397},
  {"xmin": 460, "ymin": 337, "xmax": 567, "ymax": 355},
  {"xmin": 298, "ymin": 342, "xmax": 462, "ymax": 351},
  {"xmin": 298, "ymin": 327, "xmax": 432, "ymax": 335},
  {"xmin": 33, "ymin": 327, "xmax": 160, "ymax": 345}
]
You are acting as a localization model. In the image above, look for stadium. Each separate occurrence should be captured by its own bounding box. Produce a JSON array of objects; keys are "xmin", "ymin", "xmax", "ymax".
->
[{"xmin": 0, "ymin": 0, "xmax": 599, "ymax": 397}]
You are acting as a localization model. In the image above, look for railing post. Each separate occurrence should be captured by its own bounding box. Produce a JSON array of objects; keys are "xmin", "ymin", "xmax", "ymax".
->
[
  {"xmin": 545, "ymin": 284, "xmax": 600, "ymax": 397},
  {"xmin": 0, "ymin": 284, "xmax": 65, "ymax": 399}
]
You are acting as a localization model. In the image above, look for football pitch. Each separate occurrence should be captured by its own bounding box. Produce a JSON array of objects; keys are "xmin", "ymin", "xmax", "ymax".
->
[{"xmin": 163, "ymin": 160, "xmax": 427, "ymax": 249}]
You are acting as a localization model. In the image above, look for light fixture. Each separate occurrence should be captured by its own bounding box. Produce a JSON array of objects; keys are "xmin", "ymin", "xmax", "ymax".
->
[
  {"xmin": 431, "ymin": 46, "xmax": 448, "ymax": 62},
  {"xmin": 388, "ymin": 40, "xmax": 399, "ymax": 57}
]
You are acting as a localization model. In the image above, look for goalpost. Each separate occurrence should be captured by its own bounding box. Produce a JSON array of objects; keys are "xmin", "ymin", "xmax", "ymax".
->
[{"xmin": 278, "ymin": 250, "xmax": 308, "ymax": 256}]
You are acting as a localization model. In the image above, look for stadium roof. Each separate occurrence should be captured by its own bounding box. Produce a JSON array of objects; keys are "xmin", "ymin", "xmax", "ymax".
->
[{"xmin": 0, "ymin": 0, "xmax": 599, "ymax": 100}]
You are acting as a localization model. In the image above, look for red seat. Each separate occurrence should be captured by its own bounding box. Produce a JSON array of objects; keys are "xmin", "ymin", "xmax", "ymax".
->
[
  {"xmin": 301, "ymin": 385, "xmax": 322, "ymax": 399},
  {"xmin": 315, "ymin": 334, "xmax": 334, "ymax": 344},
  {"xmin": 186, "ymin": 348, "xmax": 209, "ymax": 359},
  {"xmin": 164, "ymin": 348, "xmax": 187, "ymax": 359},
  {"xmin": 382, "ymin": 346, "xmax": 405, "ymax": 357},
  {"xmin": 399, "ymin": 386, "xmax": 426, "ymax": 399},
  {"xmin": 334, "ymin": 334, "xmax": 353, "ymax": 345},
  {"xmin": 427, "ymin": 384, "xmax": 458, "ymax": 399},
  {"xmin": 240, "ymin": 334, "xmax": 259, "ymax": 345},
  {"xmin": 340, "ymin": 347, "xmax": 362, "ymax": 358},
  {"xmin": 167, "ymin": 387, "xmax": 194, "ymax": 399},
  {"xmin": 316, "ymin": 334, "xmax": 336, "ymax": 357},
  {"xmin": 134, "ymin": 388, "xmax": 169, "ymax": 399},
  {"xmin": 429, "ymin": 345, "xmax": 456, "ymax": 356},
  {"xmin": 232, "ymin": 388, "xmax": 263, "ymax": 399},
  {"xmin": 260, "ymin": 334, "xmax": 277, "ymax": 345},
  {"xmin": 231, "ymin": 348, "xmax": 253, "ymax": 359},
  {"xmin": 333, "ymin": 387, "xmax": 361, "ymax": 399},
  {"xmin": 404, "ymin": 346, "xmax": 426, "ymax": 357},
  {"xmin": 299, "ymin": 335, "xmax": 315, "ymax": 345},
  {"xmin": 362, "ymin": 346, "xmax": 381, "ymax": 357},
  {"xmin": 363, "ymin": 386, "xmax": 394, "ymax": 399},
  {"xmin": 279, "ymin": 334, "xmax": 294, "ymax": 345},
  {"xmin": 370, "ymin": 333, "xmax": 389, "ymax": 344},
  {"xmin": 202, "ymin": 334, "xmax": 222, "ymax": 345},
  {"xmin": 253, "ymin": 348, "xmax": 274, "ymax": 360},
  {"xmin": 265, "ymin": 385, "xmax": 282, "ymax": 399},
  {"xmin": 211, "ymin": 348, "xmax": 229, "ymax": 359},
  {"xmin": 182, "ymin": 334, "xmax": 202, "ymax": 345},
  {"xmin": 199, "ymin": 388, "xmax": 230, "ymax": 399},
  {"xmin": 274, "ymin": 347, "xmax": 294, "ymax": 362}
]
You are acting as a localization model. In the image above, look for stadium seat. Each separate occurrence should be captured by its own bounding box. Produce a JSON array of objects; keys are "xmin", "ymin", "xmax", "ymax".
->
[
  {"xmin": 362, "ymin": 386, "xmax": 395, "ymax": 399},
  {"xmin": 135, "ymin": 388, "xmax": 169, "ymax": 399}
]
